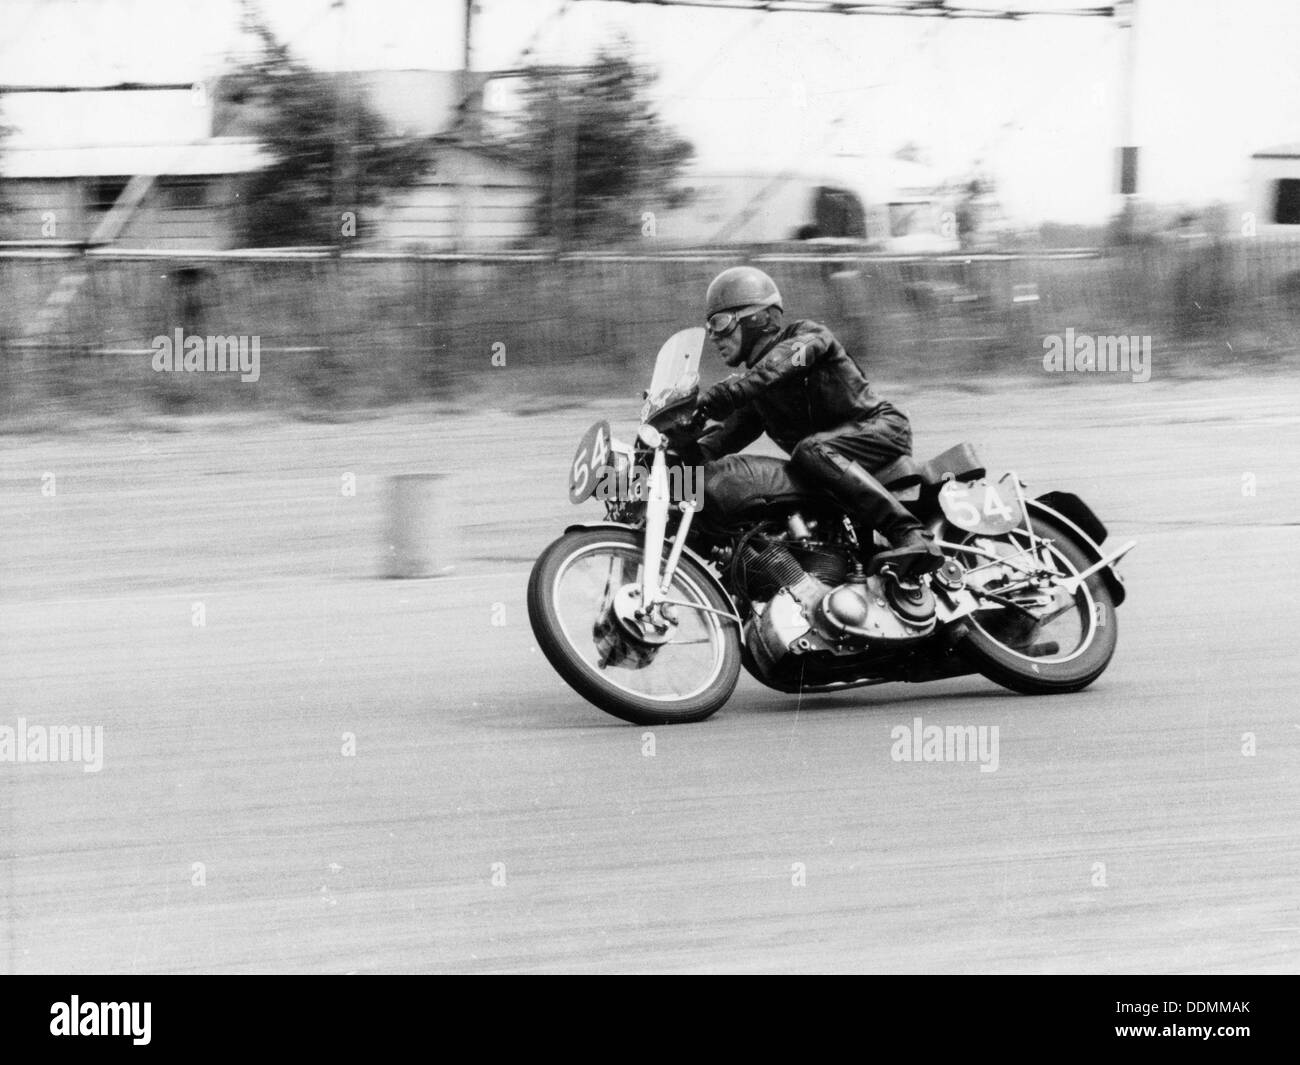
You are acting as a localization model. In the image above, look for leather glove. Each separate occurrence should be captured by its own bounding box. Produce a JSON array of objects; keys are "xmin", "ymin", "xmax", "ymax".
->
[{"xmin": 697, "ymin": 383, "xmax": 735, "ymax": 422}]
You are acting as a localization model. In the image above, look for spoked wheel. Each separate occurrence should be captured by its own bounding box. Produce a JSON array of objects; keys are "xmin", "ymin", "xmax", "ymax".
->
[
  {"xmin": 944, "ymin": 513, "xmax": 1118, "ymax": 694},
  {"xmin": 527, "ymin": 528, "xmax": 742, "ymax": 725}
]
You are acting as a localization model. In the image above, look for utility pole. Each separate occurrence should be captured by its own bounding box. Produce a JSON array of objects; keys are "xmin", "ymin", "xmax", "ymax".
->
[
  {"xmin": 1116, "ymin": 0, "xmax": 1139, "ymax": 235},
  {"xmin": 456, "ymin": 0, "xmax": 476, "ymax": 251},
  {"xmin": 331, "ymin": 0, "xmax": 353, "ymax": 252},
  {"xmin": 458, "ymin": 0, "xmax": 479, "ymax": 128},
  {"xmin": 463, "ymin": 0, "xmax": 474, "ymax": 84},
  {"xmin": 550, "ymin": 78, "xmax": 572, "ymax": 251}
]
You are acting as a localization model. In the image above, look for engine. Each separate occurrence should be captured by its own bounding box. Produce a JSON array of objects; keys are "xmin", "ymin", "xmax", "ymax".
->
[{"xmin": 733, "ymin": 516, "xmax": 940, "ymax": 677}]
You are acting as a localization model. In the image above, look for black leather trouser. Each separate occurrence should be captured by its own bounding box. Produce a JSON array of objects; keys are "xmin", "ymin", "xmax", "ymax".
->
[{"xmin": 787, "ymin": 407, "xmax": 923, "ymax": 544}]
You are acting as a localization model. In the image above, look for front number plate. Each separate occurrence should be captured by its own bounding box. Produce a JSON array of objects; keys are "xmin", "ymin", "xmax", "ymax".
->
[{"xmin": 569, "ymin": 420, "xmax": 612, "ymax": 504}]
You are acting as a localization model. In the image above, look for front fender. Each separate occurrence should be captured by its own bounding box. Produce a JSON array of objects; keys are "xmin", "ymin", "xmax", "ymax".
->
[{"xmin": 562, "ymin": 521, "xmax": 741, "ymax": 622}]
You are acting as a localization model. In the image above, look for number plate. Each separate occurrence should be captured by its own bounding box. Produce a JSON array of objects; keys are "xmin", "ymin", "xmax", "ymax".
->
[
  {"xmin": 568, "ymin": 420, "xmax": 611, "ymax": 504},
  {"xmin": 938, "ymin": 479, "xmax": 1023, "ymax": 535}
]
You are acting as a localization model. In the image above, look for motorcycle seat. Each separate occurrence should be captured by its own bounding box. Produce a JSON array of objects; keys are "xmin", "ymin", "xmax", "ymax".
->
[
  {"xmin": 918, "ymin": 442, "xmax": 985, "ymax": 485},
  {"xmin": 873, "ymin": 454, "xmax": 923, "ymax": 490}
]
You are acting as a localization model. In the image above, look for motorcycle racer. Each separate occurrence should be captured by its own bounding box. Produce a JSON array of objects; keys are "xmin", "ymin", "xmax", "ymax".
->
[{"xmin": 694, "ymin": 265, "xmax": 943, "ymax": 577}]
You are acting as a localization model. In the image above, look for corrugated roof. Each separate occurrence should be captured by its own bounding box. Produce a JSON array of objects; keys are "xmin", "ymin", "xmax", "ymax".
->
[
  {"xmin": 1252, "ymin": 143, "xmax": 1300, "ymax": 158},
  {"xmin": 1, "ymin": 139, "xmax": 270, "ymax": 178},
  {"xmin": 3, "ymin": 88, "xmax": 212, "ymax": 150},
  {"xmin": 0, "ymin": 70, "xmax": 487, "ymax": 180}
]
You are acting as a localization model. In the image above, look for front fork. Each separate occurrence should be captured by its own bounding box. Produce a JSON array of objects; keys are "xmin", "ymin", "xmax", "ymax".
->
[
  {"xmin": 639, "ymin": 443, "xmax": 670, "ymax": 610},
  {"xmin": 639, "ymin": 441, "xmax": 699, "ymax": 610}
]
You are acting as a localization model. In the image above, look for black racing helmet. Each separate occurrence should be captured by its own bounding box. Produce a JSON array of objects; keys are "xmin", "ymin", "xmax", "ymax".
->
[{"xmin": 704, "ymin": 266, "xmax": 783, "ymax": 333}]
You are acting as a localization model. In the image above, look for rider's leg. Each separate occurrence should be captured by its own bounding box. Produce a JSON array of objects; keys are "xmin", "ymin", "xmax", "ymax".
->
[{"xmin": 789, "ymin": 417, "xmax": 943, "ymax": 577}]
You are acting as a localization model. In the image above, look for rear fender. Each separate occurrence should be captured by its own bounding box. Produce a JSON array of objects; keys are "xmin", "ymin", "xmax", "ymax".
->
[
  {"xmin": 1026, "ymin": 493, "xmax": 1127, "ymax": 607},
  {"xmin": 562, "ymin": 521, "xmax": 741, "ymax": 621}
]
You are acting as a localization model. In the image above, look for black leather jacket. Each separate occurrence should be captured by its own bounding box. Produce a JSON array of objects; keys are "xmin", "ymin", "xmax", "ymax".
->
[{"xmin": 696, "ymin": 319, "xmax": 894, "ymax": 460}]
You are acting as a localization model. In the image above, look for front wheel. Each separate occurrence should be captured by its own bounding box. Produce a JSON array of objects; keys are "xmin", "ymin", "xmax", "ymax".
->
[
  {"xmin": 945, "ymin": 513, "xmax": 1119, "ymax": 695},
  {"xmin": 527, "ymin": 528, "xmax": 742, "ymax": 725}
]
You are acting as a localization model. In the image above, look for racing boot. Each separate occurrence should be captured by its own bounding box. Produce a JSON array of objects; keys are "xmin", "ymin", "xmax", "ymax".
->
[{"xmin": 832, "ymin": 462, "xmax": 944, "ymax": 578}]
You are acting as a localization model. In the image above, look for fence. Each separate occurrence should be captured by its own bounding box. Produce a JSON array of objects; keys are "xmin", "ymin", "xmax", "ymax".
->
[{"xmin": 3, "ymin": 237, "xmax": 1299, "ymax": 415}]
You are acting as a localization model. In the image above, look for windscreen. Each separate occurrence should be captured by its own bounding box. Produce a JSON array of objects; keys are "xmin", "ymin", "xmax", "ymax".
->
[{"xmin": 641, "ymin": 327, "xmax": 704, "ymax": 422}]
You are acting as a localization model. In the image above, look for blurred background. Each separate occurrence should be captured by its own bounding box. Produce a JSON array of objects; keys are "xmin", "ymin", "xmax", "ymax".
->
[{"xmin": 1, "ymin": 0, "xmax": 1299, "ymax": 413}]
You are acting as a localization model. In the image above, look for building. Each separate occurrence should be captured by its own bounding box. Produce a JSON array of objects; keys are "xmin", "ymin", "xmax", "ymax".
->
[
  {"xmin": 0, "ymin": 70, "xmax": 539, "ymax": 251},
  {"xmin": 0, "ymin": 87, "xmax": 268, "ymax": 248},
  {"xmin": 375, "ymin": 139, "xmax": 536, "ymax": 251},
  {"xmin": 212, "ymin": 68, "xmax": 537, "ymax": 250}
]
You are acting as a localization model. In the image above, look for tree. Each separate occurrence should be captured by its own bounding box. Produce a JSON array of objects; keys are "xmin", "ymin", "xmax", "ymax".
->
[
  {"xmin": 0, "ymin": 106, "xmax": 14, "ymax": 233},
  {"xmin": 228, "ymin": 7, "xmax": 433, "ymax": 248},
  {"xmin": 510, "ymin": 44, "xmax": 694, "ymax": 247}
]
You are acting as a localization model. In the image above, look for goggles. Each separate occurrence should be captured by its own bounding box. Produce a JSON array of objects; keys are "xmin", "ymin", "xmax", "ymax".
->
[
  {"xmin": 705, "ymin": 310, "xmax": 744, "ymax": 338},
  {"xmin": 706, "ymin": 307, "xmax": 755, "ymax": 338},
  {"xmin": 705, "ymin": 298, "xmax": 779, "ymax": 338}
]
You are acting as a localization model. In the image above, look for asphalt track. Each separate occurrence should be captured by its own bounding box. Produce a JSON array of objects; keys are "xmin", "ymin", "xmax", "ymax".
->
[{"xmin": 2, "ymin": 371, "xmax": 1299, "ymax": 973}]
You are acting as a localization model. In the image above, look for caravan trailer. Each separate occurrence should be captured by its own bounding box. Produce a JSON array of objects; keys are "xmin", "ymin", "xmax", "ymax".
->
[{"xmin": 648, "ymin": 164, "xmax": 958, "ymax": 252}]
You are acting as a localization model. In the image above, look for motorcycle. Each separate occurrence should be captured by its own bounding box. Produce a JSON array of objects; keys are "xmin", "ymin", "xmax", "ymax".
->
[{"xmin": 527, "ymin": 327, "xmax": 1136, "ymax": 726}]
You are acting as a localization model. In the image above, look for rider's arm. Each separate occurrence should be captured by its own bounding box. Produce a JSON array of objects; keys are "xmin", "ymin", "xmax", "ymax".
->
[
  {"xmin": 706, "ymin": 323, "xmax": 831, "ymax": 414},
  {"xmin": 696, "ymin": 405, "xmax": 764, "ymax": 463}
]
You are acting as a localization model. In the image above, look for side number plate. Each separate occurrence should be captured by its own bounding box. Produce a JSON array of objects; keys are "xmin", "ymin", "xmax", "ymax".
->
[{"xmin": 939, "ymin": 479, "xmax": 1023, "ymax": 535}]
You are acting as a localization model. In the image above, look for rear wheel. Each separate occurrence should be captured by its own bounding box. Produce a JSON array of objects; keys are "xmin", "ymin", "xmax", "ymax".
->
[
  {"xmin": 527, "ymin": 528, "xmax": 742, "ymax": 724},
  {"xmin": 946, "ymin": 513, "xmax": 1118, "ymax": 694}
]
